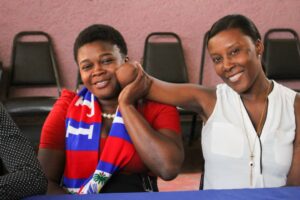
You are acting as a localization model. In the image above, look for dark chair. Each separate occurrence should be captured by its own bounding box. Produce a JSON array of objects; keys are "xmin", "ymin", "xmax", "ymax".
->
[
  {"xmin": 263, "ymin": 28, "xmax": 300, "ymax": 91},
  {"xmin": 3, "ymin": 31, "xmax": 61, "ymax": 150},
  {"xmin": 142, "ymin": 32, "xmax": 198, "ymax": 145},
  {"xmin": 0, "ymin": 61, "xmax": 2, "ymax": 83},
  {"xmin": 75, "ymin": 70, "xmax": 83, "ymax": 92}
]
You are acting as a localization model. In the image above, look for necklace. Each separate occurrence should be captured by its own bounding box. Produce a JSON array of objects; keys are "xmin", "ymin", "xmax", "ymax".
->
[
  {"xmin": 239, "ymin": 80, "xmax": 272, "ymax": 187},
  {"xmin": 101, "ymin": 113, "xmax": 116, "ymax": 119}
]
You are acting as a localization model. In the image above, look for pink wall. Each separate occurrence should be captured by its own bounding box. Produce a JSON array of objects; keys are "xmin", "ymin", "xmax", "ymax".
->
[{"xmin": 1, "ymin": 0, "xmax": 300, "ymax": 91}]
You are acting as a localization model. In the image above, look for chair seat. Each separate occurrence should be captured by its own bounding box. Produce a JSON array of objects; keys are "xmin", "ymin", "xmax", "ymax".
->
[
  {"xmin": 177, "ymin": 107, "xmax": 198, "ymax": 115},
  {"xmin": 4, "ymin": 96, "xmax": 57, "ymax": 116}
]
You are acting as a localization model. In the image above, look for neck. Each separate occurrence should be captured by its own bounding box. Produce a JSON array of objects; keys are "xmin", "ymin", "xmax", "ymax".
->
[
  {"xmin": 98, "ymin": 99, "xmax": 118, "ymax": 114},
  {"xmin": 240, "ymin": 76, "xmax": 271, "ymax": 102}
]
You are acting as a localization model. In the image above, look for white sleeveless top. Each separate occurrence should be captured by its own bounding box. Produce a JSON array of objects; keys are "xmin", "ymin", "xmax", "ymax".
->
[{"xmin": 202, "ymin": 81, "xmax": 296, "ymax": 189}]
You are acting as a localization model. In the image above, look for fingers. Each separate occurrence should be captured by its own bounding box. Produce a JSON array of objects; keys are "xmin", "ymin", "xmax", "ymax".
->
[
  {"xmin": 131, "ymin": 62, "xmax": 145, "ymax": 84},
  {"xmin": 133, "ymin": 62, "xmax": 153, "ymax": 93},
  {"xmin": 120, "ymin": 61, "xmax": 151, "ymax": 97}
]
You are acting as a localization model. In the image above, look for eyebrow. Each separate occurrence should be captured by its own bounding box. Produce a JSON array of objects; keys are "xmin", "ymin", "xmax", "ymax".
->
[
  {"xmin": 225, "ymin": 42, "xmax": 240, "ymax": 50},
  {"xmin": 210, "ymin": 41, "xmax": 241, "ymax": 56},
  {"xmin": 79, "ymin": 52, "xmax": 113, "ymax": 65}
]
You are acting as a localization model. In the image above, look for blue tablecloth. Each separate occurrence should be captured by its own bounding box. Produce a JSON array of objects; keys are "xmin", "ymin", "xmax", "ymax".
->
[{"xmin": 24, "ymin": 186, "xmax": 300, "ymax": 200}]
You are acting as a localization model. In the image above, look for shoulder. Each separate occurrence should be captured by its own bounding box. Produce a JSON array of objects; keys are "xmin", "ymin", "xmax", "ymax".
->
[
  {"xmin": 0, "ymin": 102, "xmax": 7, "ymax": 116},
  {"xmin": 39, "ymin": 89, "xmax": 76, "ymax": 150},
  {"xmin": 53, "ymin": 89, "xmax": 77, "ymax": 109},
  {"xmin": 271, "ymin": 81, "xmax": 297, "ymax": 105},
  {"xmin": 140, "ymin": 100, "xmax": 181, "ymax": 133},
  {"xmin": 140, "ymin": 100, "xmax": 177, "ymax": 113},
  {"xmin": 60, "ymin": 89, "xmax": 77, "ymax": 101},
  {"xmin": 138, "ymin": 100, "xmax": 179, "ymax": 122},
  {"xmin": 273, "ymin": 81, "xmax": 296, "ymax": 95}
]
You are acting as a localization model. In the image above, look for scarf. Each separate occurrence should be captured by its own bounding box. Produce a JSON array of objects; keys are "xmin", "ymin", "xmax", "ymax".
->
[{"xmin": 63, "ymin": 87, "xmax": 135, "ymax": 194}]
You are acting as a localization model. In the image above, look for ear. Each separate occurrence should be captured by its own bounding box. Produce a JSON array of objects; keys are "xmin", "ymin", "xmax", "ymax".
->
[
  {"xmin": 255, "ymin": 39, "xmax": 264, "ymax": 57},
  {"xmin": 124, "ymin": 56, "xmax": 129, "ymax": 62}
]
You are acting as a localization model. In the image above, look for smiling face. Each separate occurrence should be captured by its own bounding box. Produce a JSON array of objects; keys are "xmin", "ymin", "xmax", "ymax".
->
[
  {"xmin": 77, "ymin": 40, "xmax": 125, "ymax": 101},
  {"xmin": 208, "ymin": 28, "xmax": 264, "ymax": 93}
]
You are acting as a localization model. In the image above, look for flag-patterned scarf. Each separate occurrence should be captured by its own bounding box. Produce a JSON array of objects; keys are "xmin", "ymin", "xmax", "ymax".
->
[{"xmin": 63, "ymin": 87, "xmax": 135, "ymax": 194}]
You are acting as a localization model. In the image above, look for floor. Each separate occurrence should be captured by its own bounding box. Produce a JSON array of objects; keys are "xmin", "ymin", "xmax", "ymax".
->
[{"xmin": 158, "ymin": 138, "xmax": 204, "ymax": 191}]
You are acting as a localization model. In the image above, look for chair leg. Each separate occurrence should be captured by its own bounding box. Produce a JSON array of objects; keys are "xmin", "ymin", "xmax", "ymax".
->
[
  {"xmin": 189, "ymin": 114, "xmax": 198, "ymax": 146},
  {"xmin": 199, "ymin": 171, "xmax": 204, "ymax": 190}
]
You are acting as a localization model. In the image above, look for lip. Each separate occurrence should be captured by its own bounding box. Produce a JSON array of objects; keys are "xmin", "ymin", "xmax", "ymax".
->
[
  {"xmin": 227, "ymin": 71, "xmax": 243, "ymax": 83},
  {"xmin": 94, "ymin": 80, "xmax": 109, "ymax": 89}
]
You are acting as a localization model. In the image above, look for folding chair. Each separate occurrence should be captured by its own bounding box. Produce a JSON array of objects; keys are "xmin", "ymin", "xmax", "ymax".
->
[
  {"xmin": 263, "ymin": 28, "xmax": 300, "ymax": 91},
  {"xmin": 3, "ymin": 31, "xmax": 61, "ymax": 150},
  {"xmin": 0, "ymin": 61, "xmax": 2, "ymax": 83},
  {"xmin": 142, "ymin": 32, "xmax": 198, "ymax": 145},
  {"xmin": 75, "ymin": 70, "xmax": 83, "ymax": 92}
]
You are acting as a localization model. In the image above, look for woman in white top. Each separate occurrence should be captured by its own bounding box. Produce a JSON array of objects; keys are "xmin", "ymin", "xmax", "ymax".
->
[{"xmin": 116, "ymin": 14, "xmax": 300, "ymax": 189}]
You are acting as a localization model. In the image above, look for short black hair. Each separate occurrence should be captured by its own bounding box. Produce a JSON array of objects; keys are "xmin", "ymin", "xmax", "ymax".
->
[
  {"xmin": 73, "ymin": 24, "xmax": 128, "ymax": 62},
  {"xmin": 207, "ymin": 14, "xmax": 261, "ymax": 45}
]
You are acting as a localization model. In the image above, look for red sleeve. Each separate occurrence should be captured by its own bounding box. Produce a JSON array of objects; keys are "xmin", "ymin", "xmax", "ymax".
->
[
  {"xmin": 39, "ymin": 89, "xmax": 76, "ymax": 150},
  {"xmin": 140, "ymin": 101, "xmax": 181, "ymax": 134}
]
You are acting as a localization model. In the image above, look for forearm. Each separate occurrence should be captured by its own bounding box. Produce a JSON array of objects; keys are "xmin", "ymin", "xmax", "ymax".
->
[
  {"xmin": 147, "ymin": 78, "xmax": 201, "ymax": 111},
  {"xmin": 119, "ymin": 103, "xmax": 184, "ymax": 180},
  {"xmin": 38, "ymin": 149, "xmax": 67, "ymax": 194}
]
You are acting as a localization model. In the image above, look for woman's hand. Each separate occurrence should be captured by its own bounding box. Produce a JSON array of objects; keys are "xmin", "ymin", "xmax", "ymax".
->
[
  {"xmin": 117, "ymin": 62, "xmax": 152, "ymax": 106},
  {"xmin": 116, "ymin": 61, "xmax": 138, "ymax": 89}
]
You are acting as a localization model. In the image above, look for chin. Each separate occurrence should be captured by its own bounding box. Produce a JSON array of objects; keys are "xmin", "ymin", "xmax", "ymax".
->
[
  {"xmin": 92, "ymin": 84, "xmax": 121, "ymax": 100},
  {"xmin": 226, "ymin": 81, "xmax": 248, "ymax": 94},
  {"xmin": 93, "ymin": 93, "xmax": 118, "ymax": 101},
  {"xmin": 94, "ymin": 90, "xmax": 121, "ymax": 101}
]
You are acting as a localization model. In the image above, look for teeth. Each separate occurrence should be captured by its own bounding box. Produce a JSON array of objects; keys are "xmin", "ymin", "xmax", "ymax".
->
[
  {"xmin": 95, "ymin": 81, "xmax": 108, "ymax": 88},
  {"xmin": 229, "ymin": 72, "xmax": 242, "ymax": 82}
]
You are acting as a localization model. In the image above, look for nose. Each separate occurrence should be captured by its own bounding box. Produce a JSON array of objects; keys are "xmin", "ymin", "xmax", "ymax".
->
[
  {"xmin": 223, "ymin": 56, "xmax": 235, "ymax": 72},
  {"xmin": 92, "ymin": 63, "xmax": 105, "ymax": 77}
]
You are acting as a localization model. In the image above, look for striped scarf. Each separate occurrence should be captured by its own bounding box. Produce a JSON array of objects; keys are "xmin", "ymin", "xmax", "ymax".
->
[{"xmin": 63, "ymin": 87, "xmax": 135, "ymax": 194}]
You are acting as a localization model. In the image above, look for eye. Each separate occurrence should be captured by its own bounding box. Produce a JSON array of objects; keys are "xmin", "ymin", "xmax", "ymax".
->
[
  {"xmin": 101, "ymin": 57, "xmax": 114, "ymax": 65},
  {"xmin": 230, "ymin": 48, "xmax": 240, "ymax": 56},
  {"xmin": 81, "ymin": 64, "xmax": 92, "ymax": 71},
  {"xmin": 212, "ymin": 56, "xmax": 222, "ymax": 64}
]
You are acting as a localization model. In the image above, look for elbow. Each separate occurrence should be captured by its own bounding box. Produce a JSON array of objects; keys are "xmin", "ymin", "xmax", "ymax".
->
[
  {"xmin": 159, "ymin": 166, "xmax": 181, "ymax": 181},
  {"xmin": 157, "ymin": 156, "xmax": 184, "ymax": 181}
]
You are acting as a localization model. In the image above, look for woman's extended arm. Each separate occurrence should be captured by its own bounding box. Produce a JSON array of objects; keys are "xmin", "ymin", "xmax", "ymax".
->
[
  {"xmin": 0, "ymin": 103, "xmax": 47, "ymax": 199},
  {"xmin": 287, "ymin": 94, "xmax": 300, "ymax": 185},
  {"xmin": 148, "ymin": 77, "xmax": 215, "ymax": 119},
  {"xmin": 116, "ymin": 62, "xmax": 216, "ymax": 121}
]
